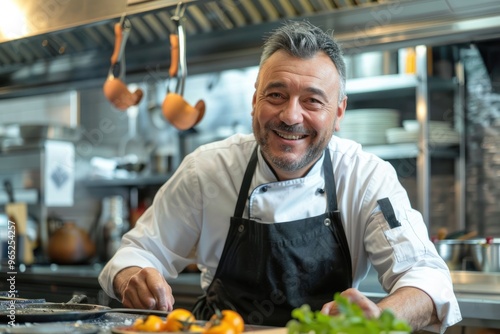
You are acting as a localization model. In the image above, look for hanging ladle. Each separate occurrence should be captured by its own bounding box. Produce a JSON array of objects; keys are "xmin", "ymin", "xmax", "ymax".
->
[
  {"xmin": 161, "ymin": 2, "xmax": 205, "ymax": 131},
  {"xmin": 103, "ymin": 15, "xmax": 143, "ymax": 110}
]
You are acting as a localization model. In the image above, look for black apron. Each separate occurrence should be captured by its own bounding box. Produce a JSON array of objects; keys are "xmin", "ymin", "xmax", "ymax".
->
[{"xmin": 192, "ymin": 147, "xmax": 352, "ymax": 326}]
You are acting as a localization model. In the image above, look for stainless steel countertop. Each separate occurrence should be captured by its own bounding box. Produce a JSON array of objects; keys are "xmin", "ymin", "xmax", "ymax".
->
[
  {"xmin": 360, "ymin": 270, "xmax": 500, "ymax": 329},
  {"xmin": 450, "ymin": 271, "xmax": 500, "ymax": 328},
  {"xmin": 8, "ymin": 265, "xmax": 500, "ymax": 329}
]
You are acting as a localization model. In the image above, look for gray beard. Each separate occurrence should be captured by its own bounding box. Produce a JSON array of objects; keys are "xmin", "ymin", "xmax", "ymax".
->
[
  {"xmin": 264, "ymin": 141, "xmax": 323, "ymax": 172},
  {"xmin": 256, "ymin": 123, "xmax": 329, "ymax": 173}
]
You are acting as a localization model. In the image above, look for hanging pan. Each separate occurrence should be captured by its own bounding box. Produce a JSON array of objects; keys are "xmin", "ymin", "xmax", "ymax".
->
[
  {"xmin": 161, "ymin": 2, "xmax": 205, "ymax": 131},
  {"xmin": 103, "ymin": 15, "xmax": 143, "ymax": 110}
]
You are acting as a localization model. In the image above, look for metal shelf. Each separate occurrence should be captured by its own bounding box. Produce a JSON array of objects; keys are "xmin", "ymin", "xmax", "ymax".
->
[
  {"xmin": 346, "ymin": 73, "xmax": 456, "ymax": 99},
  {"xmin": 346, "ymin": 74, "xmax": 418, "ymax": 95},
  {"xmin": 364, "ymin": 143, "xmax": 419, "ymax": 159},
  {"xmin": 83, "ymin": 173, "xmax": 173, "ymax": 188},
  {"xmin": 344, "ymin": 54, "xmax": 464, "ymax": 229},
  {"xmin": 364, "ymin": 143, "xmax": 459, "ymax": 160}
]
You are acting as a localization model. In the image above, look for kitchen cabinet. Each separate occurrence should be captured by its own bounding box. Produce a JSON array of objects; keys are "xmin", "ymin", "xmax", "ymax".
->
[{"xmin": 343, "ymin": 45, "xmax": 465, "ymax": 234}]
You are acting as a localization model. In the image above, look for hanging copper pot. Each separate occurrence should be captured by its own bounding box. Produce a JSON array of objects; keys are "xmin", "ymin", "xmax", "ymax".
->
[
  {"xmin": 161, "ymin": 2, "xmax": 205, "ymax": 130},
  {"xmin": 103, "ymin": 16, "xmax": 143, "ymax": 110}
]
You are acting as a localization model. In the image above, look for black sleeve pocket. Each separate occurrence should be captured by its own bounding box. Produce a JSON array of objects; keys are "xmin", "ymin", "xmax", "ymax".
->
[{"xmin": 377, "ymin": 198, "xmax": 402, "ymax": 229}]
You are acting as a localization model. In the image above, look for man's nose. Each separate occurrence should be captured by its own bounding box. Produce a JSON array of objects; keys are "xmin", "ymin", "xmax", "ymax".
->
[{"xmin": 279, "ymin": 99, "xmax": 303, "ymax": 125}]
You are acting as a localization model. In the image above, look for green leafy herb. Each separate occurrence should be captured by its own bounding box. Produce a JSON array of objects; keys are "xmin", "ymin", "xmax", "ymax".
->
[{"xmin": 287, "ymin": 293, "xmax": 412, "ymax": 334}]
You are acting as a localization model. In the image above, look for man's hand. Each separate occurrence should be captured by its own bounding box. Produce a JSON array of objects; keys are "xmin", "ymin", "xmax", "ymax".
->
[
  {"xmin": 321, "ymin": 288, "xmax": 381, "ymax": 318},
  {"xmin": 113, "ymin": 267, "xmax": 175, "ymax": 311},
  {"xmin": 321, "ymin": 287, "xmax": 437, "ymax": 332}
]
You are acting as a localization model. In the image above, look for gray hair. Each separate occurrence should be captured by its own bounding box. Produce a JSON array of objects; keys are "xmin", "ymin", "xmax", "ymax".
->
[{"xmin": 260, "ymin": 21, "xmax": 346, "ymax": 101}]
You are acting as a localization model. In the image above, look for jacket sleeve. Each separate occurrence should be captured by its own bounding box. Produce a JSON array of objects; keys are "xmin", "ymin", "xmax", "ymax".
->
[{"xmin": 361, "ymin": 161, "xmax": 462, "ymax": 333}]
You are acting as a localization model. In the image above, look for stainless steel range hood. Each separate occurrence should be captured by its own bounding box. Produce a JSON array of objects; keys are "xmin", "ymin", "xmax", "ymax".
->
[{"xmin": 1, "ymin": 0, "xmax": 500, "ymax": 99}]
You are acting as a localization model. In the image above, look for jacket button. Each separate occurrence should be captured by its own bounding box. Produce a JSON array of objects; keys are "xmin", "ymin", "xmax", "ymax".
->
[
  {"xmin": 238, "ymin": 225, "xmax": 245, "ymax": 232},
  {"xmin": 261, "ymin": 186, "xmax": 268, "ymax": 192},
  {"xmin": 324, "ymin": 218, "xmax": 331, "ymax": 226}
]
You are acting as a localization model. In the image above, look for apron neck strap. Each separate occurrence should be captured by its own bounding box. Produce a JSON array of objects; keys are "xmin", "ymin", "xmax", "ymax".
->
[
  {"xmin": 233, "ymin": 145, "xmax": 259, "ymax": 217},
  {"xmin": 323, "ymin": 149, "xmax": 338, "ymax": 212}
]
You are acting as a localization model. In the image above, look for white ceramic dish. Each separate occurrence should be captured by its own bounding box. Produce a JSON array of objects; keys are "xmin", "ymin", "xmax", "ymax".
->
[{"xmin": 402, "ymin": 120, "xmax": 452, "ymax": 132}]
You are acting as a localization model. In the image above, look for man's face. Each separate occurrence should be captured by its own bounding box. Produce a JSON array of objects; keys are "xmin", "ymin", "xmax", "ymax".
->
[{"xmin": 252, "ymin": 50, "xmax": 347, "ymax": 180}]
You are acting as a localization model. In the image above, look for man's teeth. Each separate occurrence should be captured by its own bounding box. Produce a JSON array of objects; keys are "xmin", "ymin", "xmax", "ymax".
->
[{"xmin": 276, "ymin": 132, "xmax": 304, "ymax": 140}]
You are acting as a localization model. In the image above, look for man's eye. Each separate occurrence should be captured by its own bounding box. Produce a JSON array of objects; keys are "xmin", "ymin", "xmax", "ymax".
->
[
  {"xmin": 268, "ymin": 92, "xmax": 283, "ymax": 99},
  {"xmin": 265, "ymin": 92, "xmax": 285, "ymax": 104},
  {"xmin": 301, "ymin": 98, "xmax": 325, "ymax": 111},
  {"xmin": 307, "ymin": 97, "xmax": 322, "ymax": 104},
  {"xmin": 303, "ymin": 97, "xmax": 324, "ymax": 107}
]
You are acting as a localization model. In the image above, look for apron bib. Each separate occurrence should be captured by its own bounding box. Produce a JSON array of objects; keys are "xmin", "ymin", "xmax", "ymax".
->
[{"xmin": 192, "ymin": 147, "xmax": 352, "ymax": 326}]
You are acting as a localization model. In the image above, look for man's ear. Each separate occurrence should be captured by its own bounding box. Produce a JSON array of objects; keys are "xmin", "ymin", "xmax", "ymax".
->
[
  {"xmin": 251, "ymin": 92, "xmax": 257, "ymax": 117},
  {"xmin": 334, "ymin": 96, "xmax": 348, "ymax": 132}
]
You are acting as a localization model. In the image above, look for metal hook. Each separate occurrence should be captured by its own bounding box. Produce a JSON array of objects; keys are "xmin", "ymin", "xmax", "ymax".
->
[
  {"xmin": 172, "ymin": 2, "xmax": 186, "ymax": 22},
  {"xmin": 171, "ymin": 2, "xmax": 186, "ymax": 25},
  {"xmin": 168, "ymin": 1, "xmax": 187, "ymax": 96},
  {"xmin": 111, "ymin": 14, "xmax": 131, "ymax": 78},
  {"xmin": 119, "ymin": 14, "xmax": 131, "ymax": 32}
]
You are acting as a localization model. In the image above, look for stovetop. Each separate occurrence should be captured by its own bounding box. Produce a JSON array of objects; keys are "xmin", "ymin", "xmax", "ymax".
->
[
  {"xmin": 0, "ymin": 312, "xmax": 140, "ymax": 333},
  {"xmin": 0, "ymin": 295, "xmax": 141, "ymax": 333},
  {"xmin": 0, "ymin": 312, "xmax": 272, "ymax": 333}
]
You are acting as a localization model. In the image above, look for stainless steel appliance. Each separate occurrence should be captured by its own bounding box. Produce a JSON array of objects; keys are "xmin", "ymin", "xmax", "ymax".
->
[{"xmin": 0, "ymin": 139, "xmax": 76, "ymax": 264}]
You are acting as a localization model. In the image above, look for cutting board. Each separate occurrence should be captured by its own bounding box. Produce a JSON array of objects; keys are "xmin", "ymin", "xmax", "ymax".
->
[
  {"xmin": 5, "ymin": 201, "xmax": 34, "ymax": 265},
  {"xmin": 245, "ymin": 328, "xmax": 287, "ymax": 334}
]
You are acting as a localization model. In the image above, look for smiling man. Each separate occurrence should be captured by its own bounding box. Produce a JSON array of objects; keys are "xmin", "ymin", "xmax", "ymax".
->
[
  {"xmin": 99, "ymin": 21, "xmax": 461, "ymax": 333},
  {"xmin": 252, "ymin": 49, "xmax": 346, "ymax": 180}
]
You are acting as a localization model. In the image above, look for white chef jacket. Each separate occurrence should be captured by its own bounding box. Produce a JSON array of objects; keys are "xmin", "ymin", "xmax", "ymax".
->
[{"xmin": 99, "ymin": 133, "xmax": 462, "ymax": 333}]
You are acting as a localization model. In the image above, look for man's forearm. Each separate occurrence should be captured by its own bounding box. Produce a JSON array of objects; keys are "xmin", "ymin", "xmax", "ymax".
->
[{"xmin": 378, "ymin": 287, "xmax": 438, "ymax": 331}]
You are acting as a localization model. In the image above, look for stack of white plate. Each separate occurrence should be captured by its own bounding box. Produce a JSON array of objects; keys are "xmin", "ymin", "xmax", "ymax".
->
[
  {"xmin": 386, "ymin": 120, "xmax": 460, "ymax": 145},
  {"xmin": 337, "ymin": 109, "xmax": 400, "ymax": 145}
]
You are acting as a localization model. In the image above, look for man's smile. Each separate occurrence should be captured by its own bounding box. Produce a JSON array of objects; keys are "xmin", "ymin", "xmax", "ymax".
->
[{"xmin": 274, "ymin": 130, "xmax": 307, "ymax": 140}]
